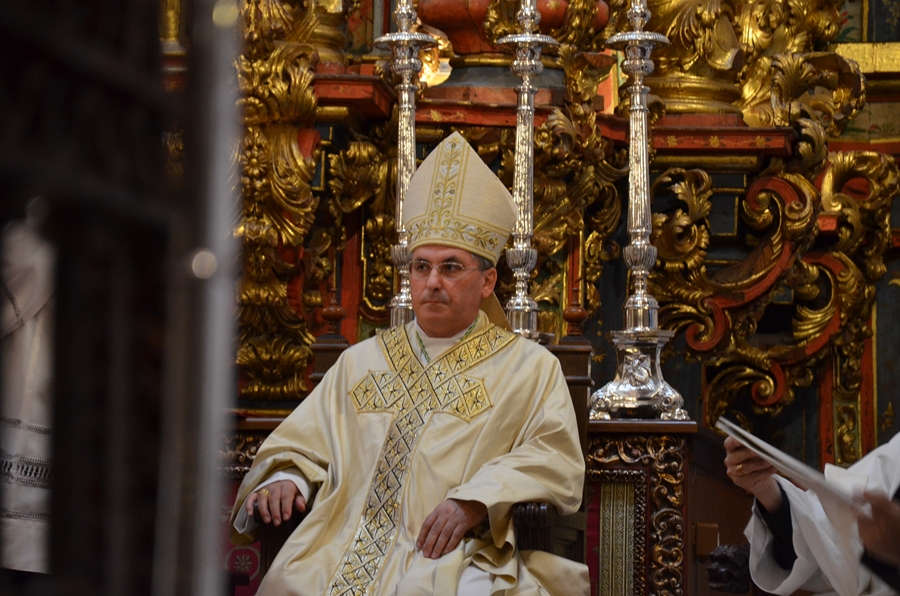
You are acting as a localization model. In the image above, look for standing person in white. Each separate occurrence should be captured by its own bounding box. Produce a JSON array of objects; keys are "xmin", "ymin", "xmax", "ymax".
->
[{"xmin": 724, "ymin": 431, "xmax": 900, "ymax": 595}]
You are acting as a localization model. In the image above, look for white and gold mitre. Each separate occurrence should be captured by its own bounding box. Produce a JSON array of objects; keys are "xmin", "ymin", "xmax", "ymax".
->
[{"xmin": 405, "ymin": 132, "xmax": 517, "ymax": 265}]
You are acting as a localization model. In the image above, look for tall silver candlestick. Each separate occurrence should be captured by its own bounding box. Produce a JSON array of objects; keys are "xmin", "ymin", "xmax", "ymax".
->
[
  {"xmin": 375, "ymin": 1, "xmax": 435, "ymax": 328},
  {"xmin": 498, "ymin": 0, "xmax": 557, "ymax": 340},
  {"xmin": 589, "ymin": 0, "xmax": 688, "ymax": 420}
]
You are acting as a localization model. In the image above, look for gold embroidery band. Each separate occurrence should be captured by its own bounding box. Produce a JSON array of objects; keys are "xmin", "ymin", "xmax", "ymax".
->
[{"xmin": 328, "ymin": 324, "xmax": 515, "ymax": 595}]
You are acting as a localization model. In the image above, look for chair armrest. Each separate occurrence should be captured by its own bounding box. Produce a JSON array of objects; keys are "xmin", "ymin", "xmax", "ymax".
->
[
  {"xmin": 513, "ymin": 502, "xmax": 559, "ymax": 552},
  {"xmin": 252, "ymin": 502, "xmax": 306, "ymax": 574},
  {"xmin": 513, "ymin": 501, "xmax": 587, "ymax": 562}
]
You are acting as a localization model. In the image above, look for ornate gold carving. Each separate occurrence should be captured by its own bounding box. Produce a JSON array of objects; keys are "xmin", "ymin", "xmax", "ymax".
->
[
  {"xmin": 598, "ymin": 0, "xmax": 855, "ymax": 118},
  {"xmin": 649, "ymin": 166, "xmax": 821, "ymax": 419},
  {"xmin": 484, "ymin": 0, "xmax": 609, "ymax": 51},
  {"xmin": 310, "ymin": 0, "xmax": 360, "ymax": 65},
  {"xmin": 880, "ymin": 403, "xmax": 896, "ymax": 434},
  {"xmin": 742, "ymin": 52, "xmax": 866, "ymax": 138},
  {"xmin": 648, "ymin": 145, "xmax": 898, "ymax": 447},
  {"xmin": 484, "ymin": 0, "xmax": 523, "ymax": 47},
  {"xmin": 645, "ymin": 0, "xmax": 742, "ymax": 78},
  {"xmin": 326, "ymin": 127, "xmax": 397, "ymax": 323},
  {"xmin": 651, "ymin": 168, "xmax": 713, "ymax": 274},
  {"xmin": 330, "ymin": 323, "xmax": 514, "ymax": 595},
  {"xmin": 824, "ymin": 152, "xmax": 899, "ymax": 279},
  {"xmin": 164, "ymin": 129, "xmax": 185, "ymax": 181},
  {"xmin": 737, "ymin": 0, "xmax": 845, "ymax": 118},
  {"xmin": 328, "ymin": 139, "xmax": 391, "ymax": 244},
  {"xmin": 161, "ymin": 0, "xmax": 183, "ymax": 45},
  {"xmin": 221, "ymin": 432, "xmax": 267, "ymax": 478},
  {"xmin": 548, "ymin": 0, "xmax": 607, "ymax": 52},
  {"xmin": 605, "ymin": 0, "xmax": 744, "ymax": 114},
  {"xmin": 821, "ymin": 151, "xmax": 899, "ymax": 465},
  {"xmin": 236, "ymin": 0, "xmax": 323, "ymax": 401},
  {"xmin": 362, "ymin": 214, "xmax": 397, "ymax": 308},
  {"xmin": 588, "ymin": 434, "xmax": 687, "ymax": 595}
]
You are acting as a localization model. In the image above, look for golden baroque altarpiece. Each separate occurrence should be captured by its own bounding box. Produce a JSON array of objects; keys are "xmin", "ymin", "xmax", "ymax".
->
[
  {"xmin": 151, "ymin": 0, "xmax": 900, "ymax": 592},
  {"xmin": 186, "ymin": 0, "xmax": 900, "ymax": 475}
]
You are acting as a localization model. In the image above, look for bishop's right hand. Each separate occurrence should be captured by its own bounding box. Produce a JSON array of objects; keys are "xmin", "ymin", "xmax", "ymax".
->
[{"xmin": 247, "ymin": 480, "xmax": 307, "ymax": 527}]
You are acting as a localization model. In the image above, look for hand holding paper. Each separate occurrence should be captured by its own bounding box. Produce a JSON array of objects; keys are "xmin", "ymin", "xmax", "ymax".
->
[
  {"xmin": 716, "ymin": 417, "xmax": 857, "ymax": 507},
  {"xmin": 723, "ymin": 434, "xmax": 783, "ymax": 513},
  {"xmin": 718, "ymin": 421, "xmax": 900, "ymax": 596}
]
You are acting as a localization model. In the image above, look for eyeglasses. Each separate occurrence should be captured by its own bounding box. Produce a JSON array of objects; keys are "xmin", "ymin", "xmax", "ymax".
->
[{"xmin": 409, "ymin": 259, "xmax": 487, "ymax": 280}]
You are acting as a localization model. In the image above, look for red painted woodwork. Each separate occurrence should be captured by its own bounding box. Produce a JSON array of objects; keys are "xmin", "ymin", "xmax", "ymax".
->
[
  {"xmin": 418, "ymin": 0, "xmax": 609, "ymax": 55},
  {"xmin": 416, "ymin": 98, "xmax": 556, "ymax": 127},
  {"xmin": 313, "ymin": 74, "xmax": 396, "ymax": 119}
]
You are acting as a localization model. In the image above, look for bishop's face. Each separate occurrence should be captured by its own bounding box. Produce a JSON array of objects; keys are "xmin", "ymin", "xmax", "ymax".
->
[{"xmin": 409, "ymin": 245, "xmax": 497, "ymax": 338}]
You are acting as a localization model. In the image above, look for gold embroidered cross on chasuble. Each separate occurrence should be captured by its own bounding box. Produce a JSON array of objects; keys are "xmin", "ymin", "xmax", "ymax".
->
[{"xmin": 327, "ymin": 323, "xmax": 516, "ymax": 595}]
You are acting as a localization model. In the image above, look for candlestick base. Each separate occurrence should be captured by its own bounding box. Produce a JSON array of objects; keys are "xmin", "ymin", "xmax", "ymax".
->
[{"xmin": 590, "ymin": 329, "xmax": 689, "ymax": 421}]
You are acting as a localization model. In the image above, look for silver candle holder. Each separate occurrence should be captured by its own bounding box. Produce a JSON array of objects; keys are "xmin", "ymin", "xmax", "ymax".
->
[
  {"xmin": 375, "ymin": 2, "xmax": 435, "ymax": 328},
  {"xmin": 498, "ymin": 0, "xmax": 557, "ymax": 341},
  {"xmin": 589, "ymin": 0, "xmax": 688, "ymax": 420}
]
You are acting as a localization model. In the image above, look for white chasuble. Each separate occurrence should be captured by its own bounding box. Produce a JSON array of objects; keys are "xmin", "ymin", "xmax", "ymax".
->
[{"xmin": 231, "ymin": 312, "xmax": 588, "ymax": 596}]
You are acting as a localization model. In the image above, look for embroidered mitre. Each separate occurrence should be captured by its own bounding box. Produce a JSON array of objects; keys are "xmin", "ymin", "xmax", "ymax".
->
[{"xmin": 405, "ymin": 132, "xmax": 517, "ymax": 265}]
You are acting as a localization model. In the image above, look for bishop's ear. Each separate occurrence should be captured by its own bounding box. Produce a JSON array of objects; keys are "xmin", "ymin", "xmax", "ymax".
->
[{"xmin": 480, "ymin": 267, "xmax": 498, "ymax": 298}]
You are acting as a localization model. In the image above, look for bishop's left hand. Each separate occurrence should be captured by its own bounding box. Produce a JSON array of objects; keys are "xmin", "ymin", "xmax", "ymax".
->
[{"xmin": 417, "ymin": 499, "xmax": 488, "ymax": 559}]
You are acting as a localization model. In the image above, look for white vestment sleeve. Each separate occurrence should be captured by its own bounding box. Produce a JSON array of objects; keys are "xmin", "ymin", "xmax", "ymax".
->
[
  {"xmin": 746, "ymin": 478, "xmax": 834, "ymax": 595},
  {"xmin": 233, "ymin": 468, "xmax": 313, "ymax": 534},
  {"xmin": 746, "ymin": 433, "xmax": 900, "ymax": 596}
]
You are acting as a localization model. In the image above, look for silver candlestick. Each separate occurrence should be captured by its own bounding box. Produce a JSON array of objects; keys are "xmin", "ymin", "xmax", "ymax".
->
[
  {"xmin": 375, "ymin": 2, "xmax": 435, "ymax": 328},
  {"xmin": 498, "ymin": 0, "xmax": 557, "ymax": 340},
  {"xmin": 589, "ymin": 0, "xmax": 688, "ymax": 420}
]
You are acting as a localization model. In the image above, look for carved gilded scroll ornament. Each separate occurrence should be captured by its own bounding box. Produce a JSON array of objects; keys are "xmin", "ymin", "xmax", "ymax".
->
[
  {"xmin": 649, "ymin": 148, "xmax": 899, "ymax": 452},
  {"xmin": 222, "ymin": 432, "xmax": 267, "ymax": 478},
  {"xmin": 641, "ymin": 15, "xmax": 881, "ymax": 445},
  {"xmin": 819, "ymin": 152, "xmax": 899, "ymax": 464},
  {"xmin": 597, "ymin": 0, "xmax": 852, "ymax": 118},
  {"xmin": 744, "ymin": 52, "xmax": 866, "ymax": 137},
  {"xmin": 327, "ymin": 130, "xmax": 396, "ymax": 320},
  {"xmin": 736, "ymin": 0, "xmax": 846, "ymax": 121},
  {"xmin": 648, "ymin": 165, "xmax": 819, "ymax": 417},
  {"xmin": 236, "ymin": 0, "xmax": 322, "ymax": 401}
]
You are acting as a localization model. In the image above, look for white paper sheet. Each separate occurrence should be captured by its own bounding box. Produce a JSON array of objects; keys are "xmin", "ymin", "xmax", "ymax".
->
[{"xmin": 715, "ymin": 417, "xmax": 858, "ymax": 507}]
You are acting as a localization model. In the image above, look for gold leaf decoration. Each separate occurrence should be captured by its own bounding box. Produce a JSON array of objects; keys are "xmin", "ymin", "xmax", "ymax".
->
[{"xmin": 236, "ymin": 0, "xmax": 323, "ymax": 402}]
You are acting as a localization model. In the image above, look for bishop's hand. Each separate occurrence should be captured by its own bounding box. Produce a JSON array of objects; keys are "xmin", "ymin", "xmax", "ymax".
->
[
  {"xmin": 247, "ymin": 480, "xmax": 307, "ymax": 527},
  {"xmin": 417, "ymin": 498, "xmax": 488, "ymax": 559}
]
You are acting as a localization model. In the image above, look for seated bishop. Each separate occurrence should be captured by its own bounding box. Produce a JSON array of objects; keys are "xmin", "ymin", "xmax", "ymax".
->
[{"xmin": 230, "ymin": 132, "xmax": 589, "ymax": 596}]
